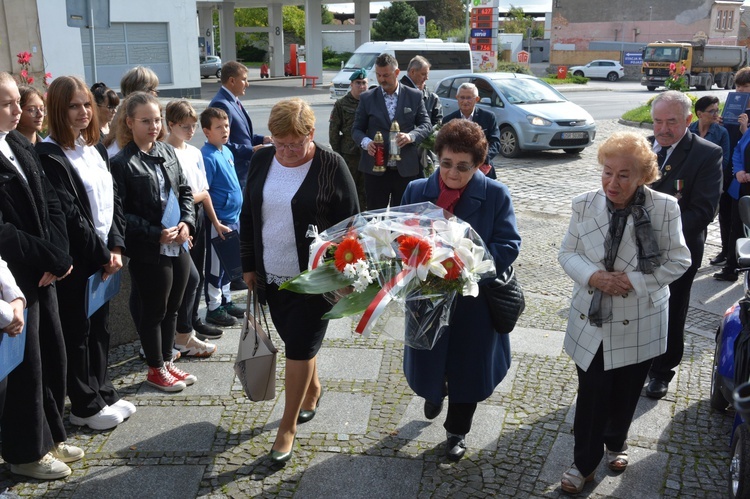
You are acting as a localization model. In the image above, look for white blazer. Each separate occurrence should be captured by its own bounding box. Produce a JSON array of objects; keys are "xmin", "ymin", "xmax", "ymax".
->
[{"xmin": 558, "ymin": 188, "xmax": 691, "ymax": 371}]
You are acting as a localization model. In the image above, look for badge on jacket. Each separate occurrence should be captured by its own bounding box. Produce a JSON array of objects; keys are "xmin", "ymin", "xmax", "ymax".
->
[{"xmin": 674, "ymin": 179, "xmax": 684, "ymax": 199}]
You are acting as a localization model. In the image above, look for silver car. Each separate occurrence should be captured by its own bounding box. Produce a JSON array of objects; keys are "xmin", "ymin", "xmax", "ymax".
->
[
  {"xmin": 200, "ymin": 56, "xmax": 222, "ymax": 79},
  {"xmin": 435, "ymin": 73, "xmax": 596, "ymax": 158}
]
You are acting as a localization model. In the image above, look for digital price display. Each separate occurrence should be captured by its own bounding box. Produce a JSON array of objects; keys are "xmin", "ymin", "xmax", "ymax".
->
[
  {"xmin": 475, "ymin": 8, "xmax": 493, "ymax": 16},
  {"xmin": 472, "ymin": 44, "xmax": 493, "ymax": 52}
]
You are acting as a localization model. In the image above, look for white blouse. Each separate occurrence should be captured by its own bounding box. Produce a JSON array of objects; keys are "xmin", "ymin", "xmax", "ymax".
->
[
  {"xmin": 45, "ymin": 135, "xmax": 114, "ymax": 243},
  {"xmin": 174, "ymin": 144, "xmax": 209, "ymax": 195},
  {"xmin": 261, "ymin": 157, "xmax": 312, "ymax": 283}
]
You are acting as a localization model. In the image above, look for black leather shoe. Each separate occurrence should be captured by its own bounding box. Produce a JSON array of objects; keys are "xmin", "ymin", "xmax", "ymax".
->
[
  {"xmin": 710, "ymin": 252, "xmax": 727, "ymax": 266},
  {"xmin": 714, "ymin": 268, "xmax": 739, "ymax": 282},
  {"xmin": 269, "ymin": 436, "xmax": 295, "ymax": 464},
  {"xmin": 446, "ymin": 434, "xmax": 466, "ymax": 461},
  {"xmin": 424, "ymin": 399, "xmax": 443, "ymax": 420},
  {"xmin": 194, "ymin": 320, "xmax": 223, "ymax": 340},
  {"xmin": 645, "ymin": 378, "xmax": 669, "ymax": 399},
  {"xmin": 298, "ymin": 389, "xmax": 323, "ymax": 424}
]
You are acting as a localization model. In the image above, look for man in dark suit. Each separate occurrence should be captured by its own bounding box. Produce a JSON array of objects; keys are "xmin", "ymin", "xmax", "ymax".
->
[
  {"xmin": 208, "ymin": 61, "xmax": 270, "ymax": 190},
  {"xmin": 352, "ymin": 53, "xmax": 432, "ymax": 209},
  {"xmin": 442, "ymin": 82, "xmax": 500, "ymax": 179},
  {"xmin": 401, "ymin": 56, "xmax": 442, "ymax": 176},
  {"xmin": 646, "ymin": 90, "xmax": 723, "ymax": 399}
]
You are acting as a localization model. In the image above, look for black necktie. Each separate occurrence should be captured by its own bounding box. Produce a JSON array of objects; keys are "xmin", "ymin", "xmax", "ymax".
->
[{"xmin": 656, "ymin": 147, "xmax": 668, "ymax": 169}]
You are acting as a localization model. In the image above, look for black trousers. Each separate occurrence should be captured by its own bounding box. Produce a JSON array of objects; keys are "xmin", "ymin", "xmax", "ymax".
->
[
  {"xmin": 718, "ymin": 189, "xmax": 732, "ymax": 256},
  {"xmin": 129, "ymin": 252, "xmax": 191, "ymax": 368},
  {"xmin": 444, "ymin": 402, "xmax": 478, "ymax": 436},
  {"xmin": 648, "ymin": 236, "xmax": 703, "ymax": 382},
  {"xmin": 177, "ymin": 206, "xmax": 205, "ymax": 334},
  {"xmin": 1, "ymin": 286, "xmax": 67, "ymax": 464},
  {"xmin": 573, "ymin": 346, "xmax": 651, "ymax": 477},
  {"xmin": 364, "ymin": 169, "xmax": 417, "ymax": 210},
  {"xmin": 56, "ymin": 268, "xmax": 119, "ymax": 418}
]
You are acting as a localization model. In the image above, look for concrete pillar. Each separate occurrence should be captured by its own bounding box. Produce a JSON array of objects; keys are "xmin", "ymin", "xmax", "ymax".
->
[
  {"xmin": 353, "ymin": 0, "xmax": 370, "ymax": 48},
  {"xmin": 218, "ymin": 2, "xmax": 237, "ymax": 63},
  {"xmin": 304, "ymin": 0, "xmax": 323, "ymax": 83},
  {"xmin": 268, "ymin": 4, "xmax": 284, "ymax": 78},
  {"xmin": 198, "ymin": 6, "xmax": 215, "ymax": 57}
]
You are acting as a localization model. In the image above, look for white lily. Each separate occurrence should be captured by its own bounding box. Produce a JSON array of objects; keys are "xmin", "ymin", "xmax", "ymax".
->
[
  {"xmin": 455, "ymin": 239, "xmax": 496, "ymax": 296},
  {"xmin": 360, "ymin": 219, "xmax": 398, "ymax": 258}
]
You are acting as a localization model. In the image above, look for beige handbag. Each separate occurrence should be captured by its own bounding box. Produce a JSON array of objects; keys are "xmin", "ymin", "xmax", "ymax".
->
[{"xmin": 233, "ymin": 291, "xmax": 277, "ymax": 401}]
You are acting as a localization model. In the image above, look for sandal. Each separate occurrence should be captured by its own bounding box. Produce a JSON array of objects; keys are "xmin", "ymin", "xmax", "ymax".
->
[
  {"xmin": 561, "ymin": 464, "xmax": 594, "ymax": 494},
  {"xmin": 606, "ymin": 444, "xmax": 628, "ymax": 472}
]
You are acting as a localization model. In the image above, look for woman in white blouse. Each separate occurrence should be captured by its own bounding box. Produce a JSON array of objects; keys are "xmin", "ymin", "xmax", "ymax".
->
[
  {"xmin": 240, "ymin": 98, "xmax": 359, "ymax": 463},
  {"xmin": 557, "ymin": 132, "xmax": 691, "ymax": 493},
  {"xmin": 36, "ymin": 76, "xmax": 134, "ymax": 431}
]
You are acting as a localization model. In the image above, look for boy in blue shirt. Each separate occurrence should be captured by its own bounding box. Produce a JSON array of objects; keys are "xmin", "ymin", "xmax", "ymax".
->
[{"xmin": 201, "ymin": 107, "xmax": 243, "ymax": 327}]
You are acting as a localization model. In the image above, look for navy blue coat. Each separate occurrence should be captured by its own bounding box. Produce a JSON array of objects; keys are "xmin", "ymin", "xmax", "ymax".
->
[{"xmin": 401, "ymin": 170, "xmax": 521, "ymax": 404}]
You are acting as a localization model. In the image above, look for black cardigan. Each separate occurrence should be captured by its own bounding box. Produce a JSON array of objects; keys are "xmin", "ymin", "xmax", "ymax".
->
[
  {"xmin": 36, "ymin": 141, "xmax": 126, "ymax": 276},
  {"xmin": 239, "ymin": 143, "xmax": 359, "ymax": 301}
]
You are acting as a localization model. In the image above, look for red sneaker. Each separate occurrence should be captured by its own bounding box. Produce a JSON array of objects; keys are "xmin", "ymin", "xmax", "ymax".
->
[
  {"xmin": 146, "ymin": 366, "xmax": 186, "ymax": 392},
  {"xmin": 165, "ymin": 361, "xmax": 197, "ymax": 386}
]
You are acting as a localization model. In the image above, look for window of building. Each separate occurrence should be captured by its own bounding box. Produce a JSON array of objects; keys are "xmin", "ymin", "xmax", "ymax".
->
[
  {"xmin": 716, "ymin": 9, "xmax": 734, "ymax": 31},
  {"xmin": 80, "ymin": 22, "xmax": 172, "ymax": 87}
]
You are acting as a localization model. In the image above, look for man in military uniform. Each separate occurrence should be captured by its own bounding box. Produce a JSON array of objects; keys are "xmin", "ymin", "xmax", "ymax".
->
[{"xmin": 330, "ymin": 68, "xmax": 368, "ymax": 210}]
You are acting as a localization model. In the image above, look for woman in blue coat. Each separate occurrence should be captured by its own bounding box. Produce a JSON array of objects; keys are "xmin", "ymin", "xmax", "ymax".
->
[{"xmin": 401, "ymin": 119, "xmax": 521, "ymax": 461}]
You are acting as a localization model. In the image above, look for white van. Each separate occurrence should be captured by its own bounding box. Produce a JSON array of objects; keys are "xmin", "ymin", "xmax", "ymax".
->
[{"xmin": 329, "ymin": 39, "xmax": 473, "ymax": 99}]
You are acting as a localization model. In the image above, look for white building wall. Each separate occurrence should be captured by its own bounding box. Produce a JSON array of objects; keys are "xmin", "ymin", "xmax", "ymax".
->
[{"xmin": 37, "ymin": 0, "xmax": 200, "ymax": 95}]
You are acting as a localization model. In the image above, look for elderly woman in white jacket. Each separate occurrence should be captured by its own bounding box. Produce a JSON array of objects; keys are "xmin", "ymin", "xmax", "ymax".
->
[{"xmin": 557, "ymin": 131, "xmax": 691, "ymax": 494}]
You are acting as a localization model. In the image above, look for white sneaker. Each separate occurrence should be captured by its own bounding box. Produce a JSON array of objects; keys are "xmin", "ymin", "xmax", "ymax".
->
[
  {"xmin": 50, "ymin": 442, "xmax": 84, "ymax": 463},
  {"xmin": 110, "ymin": 399, "xmax": 137, "ymax": 419},
  {"xmin": 10, "ymin": 453, "xmax": 71, "ymax": 480},
  {"xmin": 69, "ymin": 405, "xmax": 123, "ymax": 430}
]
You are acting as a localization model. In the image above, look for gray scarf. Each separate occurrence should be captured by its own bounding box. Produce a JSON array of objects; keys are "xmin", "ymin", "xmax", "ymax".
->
[{"xmin": 588, "ymin": 186, "xmax": 661, "ymax": 327}]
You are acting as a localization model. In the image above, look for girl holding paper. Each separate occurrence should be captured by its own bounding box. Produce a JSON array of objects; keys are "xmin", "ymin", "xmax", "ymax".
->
[
  {"xmin": 37, "ymin": 76, "xmax": 133, "ymax": 430},
  {"xmin": 111, "ymin": 91, "xmax": 196, "ymax": 392}
]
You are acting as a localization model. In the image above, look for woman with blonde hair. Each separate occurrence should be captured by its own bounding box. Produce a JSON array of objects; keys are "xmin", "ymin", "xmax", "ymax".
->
[
  {"xmin": 37, "ymin": 75, "xmax": 132, "ymax": 430},
  {"xmin": 104, "ymin": 65, "xmax": 159, "ymax": 155},
  {"xmin": 111, "ymin": 91, "xmax": 195, "ymax": 392},
  {"xmin": 558, "ymin": 131, "xmax": 691, "ymax": 493},
  {"xmin": 240, "ymin": 98, "xmax": 359, "ymax": 463}
]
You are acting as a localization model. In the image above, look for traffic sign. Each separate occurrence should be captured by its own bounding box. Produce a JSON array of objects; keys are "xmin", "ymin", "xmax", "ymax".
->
[{"xmin": 517, "ymin": 50, "xmax": 530, "ymax": 63}]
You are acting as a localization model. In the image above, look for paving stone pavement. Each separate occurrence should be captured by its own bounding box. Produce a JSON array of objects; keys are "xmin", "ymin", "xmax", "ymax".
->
[{"xmin": 0, "ymin": 118, "xmax": 741, "ymax": 497}]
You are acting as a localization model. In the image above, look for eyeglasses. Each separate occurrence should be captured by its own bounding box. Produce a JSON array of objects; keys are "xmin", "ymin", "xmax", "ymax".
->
[
  {"xmin": 457, "ymin": 95, "xmax": 477, "ymax": 101},
  {"xmin": 178, "ymin": 123, "xmax": 198, "ymax": 132},
  {"xmin": 439, "ymin": 161, "xmax": 475, "ymax": 173},
  {"xmin": 147, "ymin": 88, "xmax": 159, "ymax": 96},
  {"xmin": 136, "ymin": 118, "xmax": 162, "ymax": 126},
  {"xmin": 273, "ymin": 135, "xmax": 310, "ymax": 152},
  {"xmin": 701, "ymin": 108, "xmax": 720, "ymax": 115},
  {"xmin": 98, "ymin": 104, "xmax": 117, "ymax": 111},
  {"xmin": 24, "ymin": 106, "xmax": 45, "ymax": 117}
]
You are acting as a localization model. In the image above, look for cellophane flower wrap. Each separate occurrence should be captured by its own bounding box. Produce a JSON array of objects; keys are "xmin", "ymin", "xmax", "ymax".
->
[{"xmin": 279, "ymin": 202, "xmax": 496, "ymax": 349}]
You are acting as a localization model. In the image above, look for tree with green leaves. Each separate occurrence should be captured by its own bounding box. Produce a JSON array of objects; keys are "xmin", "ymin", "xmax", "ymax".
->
[
  {"xmin": 412, "ymin": 0, "xmax": 465, "ymax": 34},
  {"xmin": 503, "ymin": 6, "xmax": 544, "ymax": 38},
  {"xmin": 372, "ymin": 2, "xmax": 419, "ymax": 41}
]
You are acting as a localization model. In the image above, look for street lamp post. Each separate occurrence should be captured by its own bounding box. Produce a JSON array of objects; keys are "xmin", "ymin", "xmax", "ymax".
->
[{"xmin": 649, "ymin": 6, "xmax": 652, "ymax": 43}]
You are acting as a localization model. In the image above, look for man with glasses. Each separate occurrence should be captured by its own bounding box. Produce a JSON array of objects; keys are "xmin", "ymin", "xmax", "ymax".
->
[
  {"xmin": 400, "ymin": 56, "xmax": 443, "ymax": 176},
  {"xmin": 208, "ymin": 61, "xmax": 271, "ymax": 190},
  {"xmin": 352, "ymin": 53, "xmax": 432, "ymax": 209},
  {"xmin": 442, "ymin": 83, "xmax": 500, "ymax": 179}
]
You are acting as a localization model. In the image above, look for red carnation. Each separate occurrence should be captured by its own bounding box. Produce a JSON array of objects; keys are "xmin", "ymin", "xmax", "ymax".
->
[
  {"xmin": 333, "ymin": 237, "xmax": 365, "ymax": 272},
  {"xmin": 441, "ymin": 257, "xmax": 464, "ymax": 280},
  {"xmin": 398, "ymin": 235, "xmax": 432, "ymax": 266}
]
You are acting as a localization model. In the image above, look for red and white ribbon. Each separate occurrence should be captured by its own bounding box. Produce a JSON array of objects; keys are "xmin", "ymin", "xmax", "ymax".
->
[
  {"xmin": 310, "ymin": 241, "xmax": 334, "ymax": 270},
  {"xmin": 355, "ymin": 267, "xmax": 416, "ymax": 336}
]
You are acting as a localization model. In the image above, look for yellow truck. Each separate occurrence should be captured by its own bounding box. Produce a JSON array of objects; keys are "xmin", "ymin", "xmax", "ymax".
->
[{"xmin": 641, "ymin": 40, "xmax": 747, "ymax": 91}]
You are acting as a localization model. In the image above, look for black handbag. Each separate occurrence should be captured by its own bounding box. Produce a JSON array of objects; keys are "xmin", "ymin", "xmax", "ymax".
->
[{"xmin": 483, "ymin": 265, "xmax": 525, "ymax": 334}]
